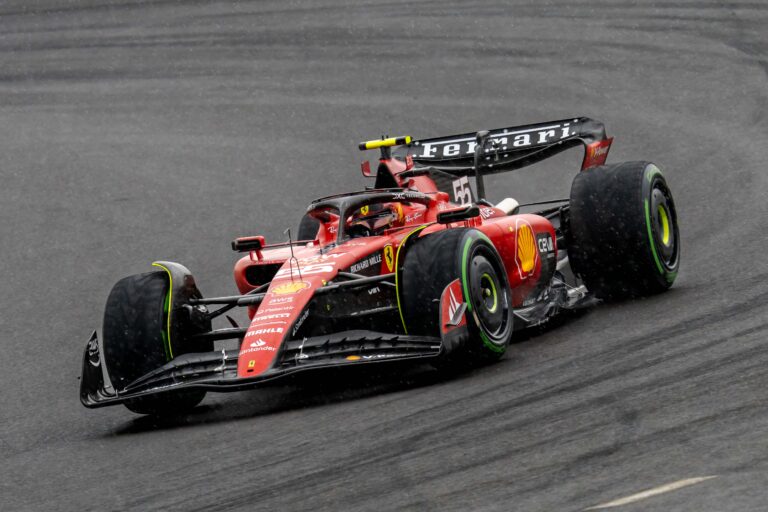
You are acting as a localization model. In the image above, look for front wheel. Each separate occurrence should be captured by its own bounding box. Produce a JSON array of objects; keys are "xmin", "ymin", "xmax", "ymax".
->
[
  {"xmin": 102, "ymin": 269, "xmax": 210, "ymax": 416},
  {"xmin": 400, "ymin": 228, "xmax": 513, "ymax": 366}
]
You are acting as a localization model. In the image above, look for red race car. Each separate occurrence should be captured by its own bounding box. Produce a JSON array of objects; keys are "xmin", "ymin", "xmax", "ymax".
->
[{"xmin": 80, "ymin": 117, "xmax": 680, "ymax": 415}]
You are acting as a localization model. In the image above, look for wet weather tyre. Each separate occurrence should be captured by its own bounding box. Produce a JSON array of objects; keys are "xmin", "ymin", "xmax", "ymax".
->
[
  {"xmin": 400, "ymin": 228, "xmax": 513, "ymax": 365},
  {"xmin": 567, "ymin": 161, "xmax": 680, "ymax": 299},
  {"xmin": 102, "ymin": 271, "xmax": 207, "ymax": 415}
]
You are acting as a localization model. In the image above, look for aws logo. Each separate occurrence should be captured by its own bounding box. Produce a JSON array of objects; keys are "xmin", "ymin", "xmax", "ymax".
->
[{"xmin": 514, "ymin": 219, "xmax": 538, "ymax": 278}]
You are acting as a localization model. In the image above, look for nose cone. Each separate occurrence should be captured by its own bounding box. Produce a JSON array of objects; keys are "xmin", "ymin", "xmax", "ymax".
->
[{"xmin": 236, "ymin": 280, "xmax": 316, "ymax": 378}]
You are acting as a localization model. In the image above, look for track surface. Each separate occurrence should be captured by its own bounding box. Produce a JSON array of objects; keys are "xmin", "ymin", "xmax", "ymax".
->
[{"xmin": 1, "ymin": 1, "xmax": 767, "ymax": 510}]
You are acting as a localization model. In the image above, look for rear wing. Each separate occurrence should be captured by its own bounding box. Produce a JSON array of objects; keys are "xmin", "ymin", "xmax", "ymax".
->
[{"xmin": 393, "ymin": 117, "xmax": 612, "ymax": 175}]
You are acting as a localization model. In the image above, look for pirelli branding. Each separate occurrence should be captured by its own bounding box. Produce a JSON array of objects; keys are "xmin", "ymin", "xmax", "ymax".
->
[{"xmin": 411, "ymin": 120, "xmax": 578, "ymax": 160}]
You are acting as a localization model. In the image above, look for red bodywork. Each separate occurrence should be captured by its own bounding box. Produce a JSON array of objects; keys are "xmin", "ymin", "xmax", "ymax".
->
[{"xmin": 231, "ymin": 156, "xmax": 558, "ymax": 379}]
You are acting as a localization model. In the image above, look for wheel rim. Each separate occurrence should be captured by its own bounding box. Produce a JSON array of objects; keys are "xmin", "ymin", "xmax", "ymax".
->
[
  {"xmin": 480, "ymin": 273, "xmax": 498, "ymax": 313},
  {"xmin": 468, "ymin": 248, "xmax": 510, "ymax": 341},
  {"xmin": 658, "ymin": 204, "xmax": 670, "ymax": 245},
  {"xmin": 650, "ymin": 183, "xmax": 678, "ymax": 268}
]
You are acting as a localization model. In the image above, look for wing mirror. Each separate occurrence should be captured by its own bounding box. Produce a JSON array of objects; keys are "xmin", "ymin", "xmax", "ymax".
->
[{"xmin": 436, "ymin": 205, "xmax": 480, "ymax": 224}]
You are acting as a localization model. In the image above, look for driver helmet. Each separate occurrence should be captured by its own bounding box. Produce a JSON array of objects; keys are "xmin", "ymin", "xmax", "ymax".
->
[{"xmin": 348, "ymin": 203, "xmax": 404, "ymax": 237}]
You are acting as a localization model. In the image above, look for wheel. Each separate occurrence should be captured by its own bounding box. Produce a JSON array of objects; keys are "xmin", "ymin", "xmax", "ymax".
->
[
  {"xmin": 566, "ymin": 161, "xmax": 680, "ymax": 299},
  {"xmin": 400, "ymin": 228, "xmax": 513, "ymax": 365},
  {"xmin": 102, "ymin": 270, "xmax": 209, "ymax": 415}
]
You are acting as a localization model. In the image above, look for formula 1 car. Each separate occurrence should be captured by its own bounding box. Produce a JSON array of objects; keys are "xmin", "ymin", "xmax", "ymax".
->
[{"xmin": 80, "ymin": 117, "xmax": 680, "ymax": 415}]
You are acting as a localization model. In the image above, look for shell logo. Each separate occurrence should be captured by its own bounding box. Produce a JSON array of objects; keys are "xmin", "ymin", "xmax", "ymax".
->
[
  {"xmin": 515, "ymin": 220, "xmax": 538, "ymax": 278},
  {"xmin": 271, "ymin": 281, "xmax": 310, "ymax": 295}
]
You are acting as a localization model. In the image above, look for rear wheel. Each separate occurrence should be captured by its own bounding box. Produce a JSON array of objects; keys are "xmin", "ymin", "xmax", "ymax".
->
[
  {"xmin": 400, "ymin": 228, "xmax": 513, "ymax": 366},
  {"xmin": 102, "ymin": 270, "xmax": 210, "ymax": 416},
  {"xmin": 567, "ymin": 161, "xmax": 680, "ymax": 299}
]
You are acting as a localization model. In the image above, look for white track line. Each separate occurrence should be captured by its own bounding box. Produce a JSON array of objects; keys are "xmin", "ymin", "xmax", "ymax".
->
[{"xmin": 585, "ymin": 476, "xmax": 718, "ymax": 510}]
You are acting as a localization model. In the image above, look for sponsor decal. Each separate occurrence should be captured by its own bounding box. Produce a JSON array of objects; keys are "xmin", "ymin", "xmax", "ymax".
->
[
  {"xmin": 404, "ymin": 211, "xmax": 423, "ymax": 223},
  {"xmin": 346, "ymin": 353, "xmax": 402, "ymax": 361},
  {"xmin": 536, "ymin": 233, "xmax": 554, "ymax": 253},
  {"xmin": 515, "ymin": 219, "xmax": 538, "ymax": 278},
  {"xmin": 582, "ymin": 138, "xmax": 613, "ymax": 169},
  {"xmin": 413, "ymin": 122, "xmax": 574, "ymax": 159},
  {"xmin": 383, "ymin": 245, "xmax": 394, "ymax": 272},
  {"xmin": 253, "ymin": 313, "xmax": 291, "ymax": 322},
  {"xmin": 275, "ymin": 264, "xmax": 333, "ymax": 279},
  {"xmin": 248, "ymin": 360, "xmax": 256, "ymax": 368},
  {"xmin": 447, "ymin": 287, "xmax": 460, "ymax": 321},
  {"xmin": 292, "ymin": 309, "xmax": 309, "ymax": 337},
  {"xmin": 250, "ymin": 339, "xmax": 266, "ymax": 347},
  {"xmin": 267, "ymin": 296, "xmax": 293, "ymax": 305},
  {"xmin": 367, "ymin": 286, "xmax": 380, "ymax": 295},
  {"xmin": 297, "ymin": 253, "xmax": 344, "ymax": 265},
  {"xmin": 480, "ymin": 207, "xmax": 496, "ymax": 219},
  {"xmin": 87, "ymin": 336, "xmax": 100, "ymax": 367},
  {"xmin": 350, "ymin": 252, "xmax": 382, "ymax": 274},
  {"xmin": 360, "ymin": 205, "xmax": 369, "ymax": 215},
  {"xmin": 246, "ymin": 327, "xmax": 284, "ymax": 336},
  {"xmin": 441, "ymin": 279, "xmax": 466, "ymax": 333},
  {"xmin": 271, "ymin": 281, "xmax": 310, "ymax": 295},
  {"xmin": 392, "ymin": 191, "xmax": 426, "ymax": 201},
  {"xmin": 241, "ymin": 345, "xmax": 277, "ymax": 355},
  {"xmin": 258, "ymin": 306, "xmax": 294, "ymax": 313},
  {"xmin": 362, "ymin": 354, "xmax": 401, "ymax": 360}
]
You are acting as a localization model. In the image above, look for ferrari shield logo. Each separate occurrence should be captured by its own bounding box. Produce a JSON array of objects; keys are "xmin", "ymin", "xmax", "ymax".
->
[{"xmin": 383, "ymin": 245, "xmax": 394, "ymax": 272}]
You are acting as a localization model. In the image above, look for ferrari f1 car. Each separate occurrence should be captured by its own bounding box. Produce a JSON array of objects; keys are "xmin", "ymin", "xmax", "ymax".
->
[{"xmin": 80, "ymin": 117, "xmax": 680, "ymax": 415}]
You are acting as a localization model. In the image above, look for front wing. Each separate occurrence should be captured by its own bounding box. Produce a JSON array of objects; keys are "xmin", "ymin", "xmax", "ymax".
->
[{"xmin": 80, "ymin": 330, "xmax": 442, "ymax": 408}]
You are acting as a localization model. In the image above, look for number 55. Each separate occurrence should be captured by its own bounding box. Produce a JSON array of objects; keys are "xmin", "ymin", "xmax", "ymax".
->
[{"xmin": 452, "ymin": 177, "xmax": 471, "ymax": 205}]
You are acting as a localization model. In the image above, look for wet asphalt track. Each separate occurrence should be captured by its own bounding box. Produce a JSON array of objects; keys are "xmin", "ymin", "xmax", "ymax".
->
[{"xmin": 1, "ymin": 1, "xmax": 768, "ymax": 510}]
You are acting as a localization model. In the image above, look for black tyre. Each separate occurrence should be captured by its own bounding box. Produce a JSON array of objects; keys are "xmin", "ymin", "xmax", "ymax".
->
[
  {"xmin": 400, "ymin": 228, "xmax": 513, "ymax": 364},
  {"xmin": 102, "ymin": 271, "xmax": 208, "ymax": 416},
  {"xmin": 567, "ymin": 161, "xmax": 680, "ymax": 299}
]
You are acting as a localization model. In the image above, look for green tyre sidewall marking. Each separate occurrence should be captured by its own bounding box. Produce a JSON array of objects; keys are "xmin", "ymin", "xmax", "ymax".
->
[
  {"xmin": 643, "ymin": 165, "xmax": 678, "ymax": 283},
  {"xmin": 460, "ymin": 232, "xmax": 505, "ymax": 354},
  {"xmin": 152, "ymin": 262, "xmax": 174, "ymax": 360},
  {"xmin": 644, "ymin": 199, "xmax": 665, "ymax": 276}
]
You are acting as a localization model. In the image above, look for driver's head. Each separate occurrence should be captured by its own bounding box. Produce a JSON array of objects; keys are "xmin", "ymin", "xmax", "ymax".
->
[{"xmin": 348, "ymin": 203, "xmax": 404, "ymax": 238}]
